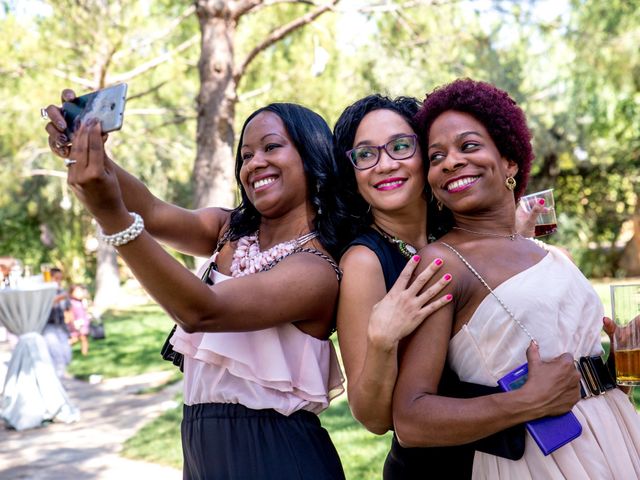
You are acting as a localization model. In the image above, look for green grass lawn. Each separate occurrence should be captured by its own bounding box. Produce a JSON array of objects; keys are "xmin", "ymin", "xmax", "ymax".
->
[
  {"xmin": 67, "ymin": 304, "xmax": 175, "ymax": 380},
  {"xmin": 70, "ymin": 279, "xmax": 640, "ymax": 477}
]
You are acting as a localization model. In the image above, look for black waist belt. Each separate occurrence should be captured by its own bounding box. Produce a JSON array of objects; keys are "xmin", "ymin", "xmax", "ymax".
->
[{"xmin": 575, "ymin": 355, "xmax": 616, "ymax": 398}]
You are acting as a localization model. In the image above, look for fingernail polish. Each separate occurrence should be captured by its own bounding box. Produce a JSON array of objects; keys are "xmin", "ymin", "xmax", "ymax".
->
[
  {"xmin": 57, "ymin": 121, "xmax": 66, "ymax": 130},
  {"xmin": 445, "ymin": 294, "xmax": 453, "ymax": 301},
  {"xmin": 434, "ymin": 258, "xmax": 443, "ymax": 266},
  {"xmin": 443, "ymin": 274, "xmax": 452, "ymax": 281},
  {"xmin": 412, "ymin": 255, "xmax": 421, "ymax": 263},
  {"xmin": 538, "ymin": 199, "xmax": 545, "ymax": 205}
]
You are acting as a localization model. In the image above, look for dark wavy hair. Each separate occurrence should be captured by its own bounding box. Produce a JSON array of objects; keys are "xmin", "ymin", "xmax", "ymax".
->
[
  {"xmin": 415, "ymin": 78, "xmax": 534, "ymax": 201},
  {"xmin": 333, "ymin": 94, "xmax": 442, "ymax": 240},
  {"xmin": 228, "ymin": 103, "xmax": 350, "ymax": 260}
]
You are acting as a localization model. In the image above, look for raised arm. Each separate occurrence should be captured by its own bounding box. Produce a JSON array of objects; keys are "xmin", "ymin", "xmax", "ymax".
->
[
  {"xmin": 392, "ymin": 246, "xmax": 581, "ymax": 447},
  {"xmin": 337, "ymin": 246, "xmax": 451, "ymax": 434},
  {"xmin": 103, "ymin": 159, "xmax": 226, "ymax": 257},
  {"xmin": 44, "ymin": 90, "xmax": 224, "ymax": 257}
]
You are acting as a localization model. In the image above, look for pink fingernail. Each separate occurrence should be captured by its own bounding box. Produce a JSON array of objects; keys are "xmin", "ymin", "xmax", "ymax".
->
[
  {"xmin": 413, "ymin": 255, "xmax": 421, "ymax": 263},
  {"xmin": 434, "ymin": 258, "xmax": 443, "ymax": 266},
  {"xmin": 538, "ymin": 198, "xmax": 545, "ymax": 205},
  {"xmin": 445, "ymin": 294, "xmax": 453, "ymax": 301},
  {"xmin": 443, "ymin": 274, "xmax": 452, "ymax": 281}
]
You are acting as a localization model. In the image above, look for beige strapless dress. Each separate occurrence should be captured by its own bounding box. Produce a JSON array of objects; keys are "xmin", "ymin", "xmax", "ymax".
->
[{"xmin": 447, "ymin": 246, "xmax": 640, "ymax": 479}]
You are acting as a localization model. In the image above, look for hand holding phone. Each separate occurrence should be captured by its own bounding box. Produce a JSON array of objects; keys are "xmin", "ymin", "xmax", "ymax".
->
[
  {"xmin": 61, "ymin": 83, "xmax": 127, "ymax": 141},
  {"xmin": 498, "ymin": 363, "xmax": 582, "ymax": 455}
]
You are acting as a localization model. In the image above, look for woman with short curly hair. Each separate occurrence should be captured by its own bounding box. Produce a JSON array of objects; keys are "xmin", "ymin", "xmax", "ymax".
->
[{"xmin": 393, "ymin": 78, "xmax": 640, "ymax": 478}]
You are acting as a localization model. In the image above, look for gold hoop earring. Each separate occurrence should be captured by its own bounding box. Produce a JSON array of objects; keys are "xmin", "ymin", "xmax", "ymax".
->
[{"xmin": 505, "ymin": 176, "xmax": 516, "ymax": 191}]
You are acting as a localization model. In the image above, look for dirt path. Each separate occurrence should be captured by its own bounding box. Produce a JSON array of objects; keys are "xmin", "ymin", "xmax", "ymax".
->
[{"xmin": 0, "ymin": 342, "xmax": 182, "ymax": 480}]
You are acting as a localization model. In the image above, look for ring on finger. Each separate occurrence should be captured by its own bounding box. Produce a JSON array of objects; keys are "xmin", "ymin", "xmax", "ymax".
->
[
  {"xmin": 40, "ymin": 108, "xmax": 49, "ymax": 120},
  {"xmin": 64, "ymin": 159, "xmax": 77, "ymax": 167}
]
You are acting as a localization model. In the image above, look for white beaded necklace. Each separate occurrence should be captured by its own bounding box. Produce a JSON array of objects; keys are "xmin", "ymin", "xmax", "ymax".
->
[{"xmin": 229, "ymin": 230, "xmax": 318, "ymax": 277}]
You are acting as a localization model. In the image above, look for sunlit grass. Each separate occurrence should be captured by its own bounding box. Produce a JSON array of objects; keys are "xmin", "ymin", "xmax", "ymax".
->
[
  {"xmin": 67, "ymin": 304, "xmax": 175, "ymax": 380},
  {"xmin": 122, "ymin": 392, "xmax": 184, "ymax": 467}
]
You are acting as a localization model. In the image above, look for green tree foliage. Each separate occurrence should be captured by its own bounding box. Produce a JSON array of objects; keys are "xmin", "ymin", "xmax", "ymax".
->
[
  {"xmin": 550, "ymin": 0, "xmax": 640, "ymax": 275},
  {"xmin": 1, "ymin": 0, "xmax": 638, "ymax": 280},
  {"xmin": 0, "ymin": 0, "xmax": 199, "ymax": 283},
  {"xmin": 235, "ymin": 3, "xmax": 364, "ymax": 130},
  {"xmin": 345, "ymin": 0, "xmax": 639, "ymax": 276}
]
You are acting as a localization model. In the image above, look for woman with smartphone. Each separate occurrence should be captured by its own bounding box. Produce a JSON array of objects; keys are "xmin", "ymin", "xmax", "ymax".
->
[
  {"xmin": 44, "ymin": 98, "xmax": 348, "ymax": 479},
  {"xmin": 392, "ymin": 78, "xmax": 640, "ymax": 478},
  {"xmin": 333, "ymin": 94, "xmax": 582, "ymax": 478}
]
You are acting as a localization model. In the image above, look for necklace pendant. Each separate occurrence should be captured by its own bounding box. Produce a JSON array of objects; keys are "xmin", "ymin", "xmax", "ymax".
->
[{"xmin": 402, "ymin": 243, "xmax": 417, "ymax": 256}]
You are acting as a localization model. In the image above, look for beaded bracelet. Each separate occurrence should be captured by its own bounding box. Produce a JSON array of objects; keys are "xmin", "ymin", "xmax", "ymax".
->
[{"xmin": 99, "ymin": 212, "xmax": 145, "ymax": 247}]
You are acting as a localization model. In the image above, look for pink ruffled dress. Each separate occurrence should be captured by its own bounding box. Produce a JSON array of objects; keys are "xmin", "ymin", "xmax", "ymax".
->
[{"xmin": 170, "ymin": 257, "xmax": 345, "ymax": 416}]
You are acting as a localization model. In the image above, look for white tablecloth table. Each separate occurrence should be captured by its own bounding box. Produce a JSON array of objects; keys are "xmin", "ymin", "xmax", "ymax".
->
[{"xmin": 0, "ymin": 283, "xmax": 78, "ymax": 430}]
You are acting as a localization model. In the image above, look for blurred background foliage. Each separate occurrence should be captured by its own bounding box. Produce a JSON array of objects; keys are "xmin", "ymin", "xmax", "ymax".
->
[{"xmin": 0, "ymin": 0, "xmax": 638, "ymax": 287}]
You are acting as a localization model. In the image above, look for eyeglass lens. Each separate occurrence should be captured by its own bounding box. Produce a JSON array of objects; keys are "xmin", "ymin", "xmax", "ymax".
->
[{"xmin": 348, "ymin": 135, "xmax": 417, "ymax": 170}]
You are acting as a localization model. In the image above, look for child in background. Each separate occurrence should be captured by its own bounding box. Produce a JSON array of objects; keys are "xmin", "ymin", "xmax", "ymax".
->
[{"xmin": 67, "ymin": 285, "xmax": 91, "ymax": 356}]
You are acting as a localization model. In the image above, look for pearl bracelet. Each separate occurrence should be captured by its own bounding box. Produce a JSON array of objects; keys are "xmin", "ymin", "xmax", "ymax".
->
[{"xmin": 99, "ymin": 212, "xmax": 145, "ymax": 247}]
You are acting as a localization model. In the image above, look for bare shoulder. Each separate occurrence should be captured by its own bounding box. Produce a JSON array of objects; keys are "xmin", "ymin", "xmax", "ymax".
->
[
  {"xmin": 340, "ymin": 244, "xmax": 384, "ymax": 276},
  {"xmin": 415, "ymin": 241, "xmax": 469, "ymax": 278},
  {"xmin": 269, "ymin": 246, "xmax": 341, "ymax": 290}
]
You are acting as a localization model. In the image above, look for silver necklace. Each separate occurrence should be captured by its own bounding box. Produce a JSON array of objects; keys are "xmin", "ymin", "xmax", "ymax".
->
[
  {"xmin": 452, "ymin": 226, "xmax": 521, "ymax": 241},
  {"xmin": 441, "ymin": 242, "xmax": 537, "ymax": 344},
  {"xmin": 374, "ymin": 223, "xmax": 418, "ymax": 259}
]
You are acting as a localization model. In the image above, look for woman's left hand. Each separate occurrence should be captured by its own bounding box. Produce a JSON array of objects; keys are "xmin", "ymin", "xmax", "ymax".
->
[
  {"xmin": 67, "ymin": 119, "xmax": 128, "ymax": 225},
  {"xmin": 603, "ymin": 316, "xmax": 616, "ymax": 343}
]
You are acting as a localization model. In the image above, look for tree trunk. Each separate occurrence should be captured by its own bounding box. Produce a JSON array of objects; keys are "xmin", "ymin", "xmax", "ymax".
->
[
  {"xmin": 193, "ymin": 3, "xmax": 238, "ymax": 210},
  {"xmin": 92, "ymin": 238, "xmax": 120, "ymax": 314}
]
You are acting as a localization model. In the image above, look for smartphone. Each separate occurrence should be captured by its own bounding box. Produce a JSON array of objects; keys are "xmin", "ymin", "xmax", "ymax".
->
[
  {"xmin": 61, "ymin": 83, "xmax": 128, "ymax": 141},
  {"xmin": 498, "ymin": 363, "xmax": 582, "ymax": 455}
]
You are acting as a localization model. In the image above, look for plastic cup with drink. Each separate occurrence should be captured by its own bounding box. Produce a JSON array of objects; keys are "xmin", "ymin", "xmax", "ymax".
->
[
  {"xmin": 610, "ymin": 284, "xmax": 640, "ymax": 386},
  {"xmin": 519, "ymin": 188, "xmax": 557, "ymax": 237}
]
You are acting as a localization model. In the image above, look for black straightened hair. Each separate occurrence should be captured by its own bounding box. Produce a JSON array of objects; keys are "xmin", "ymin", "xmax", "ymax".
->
[
  {"xmin": 332, "ymin": 94, "xmax": 447, "ymax": 242},
  {"xmin": 228, "ymin": 103, "xmax": 350, "ymax": 260}
]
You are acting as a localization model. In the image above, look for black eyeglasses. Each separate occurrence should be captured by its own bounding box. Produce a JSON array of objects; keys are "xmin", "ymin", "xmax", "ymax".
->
[{"xmin": 346, "ymin": 134, "xmax": 418, "ymax": 170}]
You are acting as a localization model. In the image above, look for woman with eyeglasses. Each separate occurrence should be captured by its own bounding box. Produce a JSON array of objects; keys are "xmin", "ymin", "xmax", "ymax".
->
[{"xmin": 333, "ymin": 94, "xmax": 580, "ymax": 479}]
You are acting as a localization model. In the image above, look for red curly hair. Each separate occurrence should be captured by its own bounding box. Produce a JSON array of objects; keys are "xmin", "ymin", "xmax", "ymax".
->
[{"xmin": 415, "ymin": 78, "xmax": 533, "ymax": 200}]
